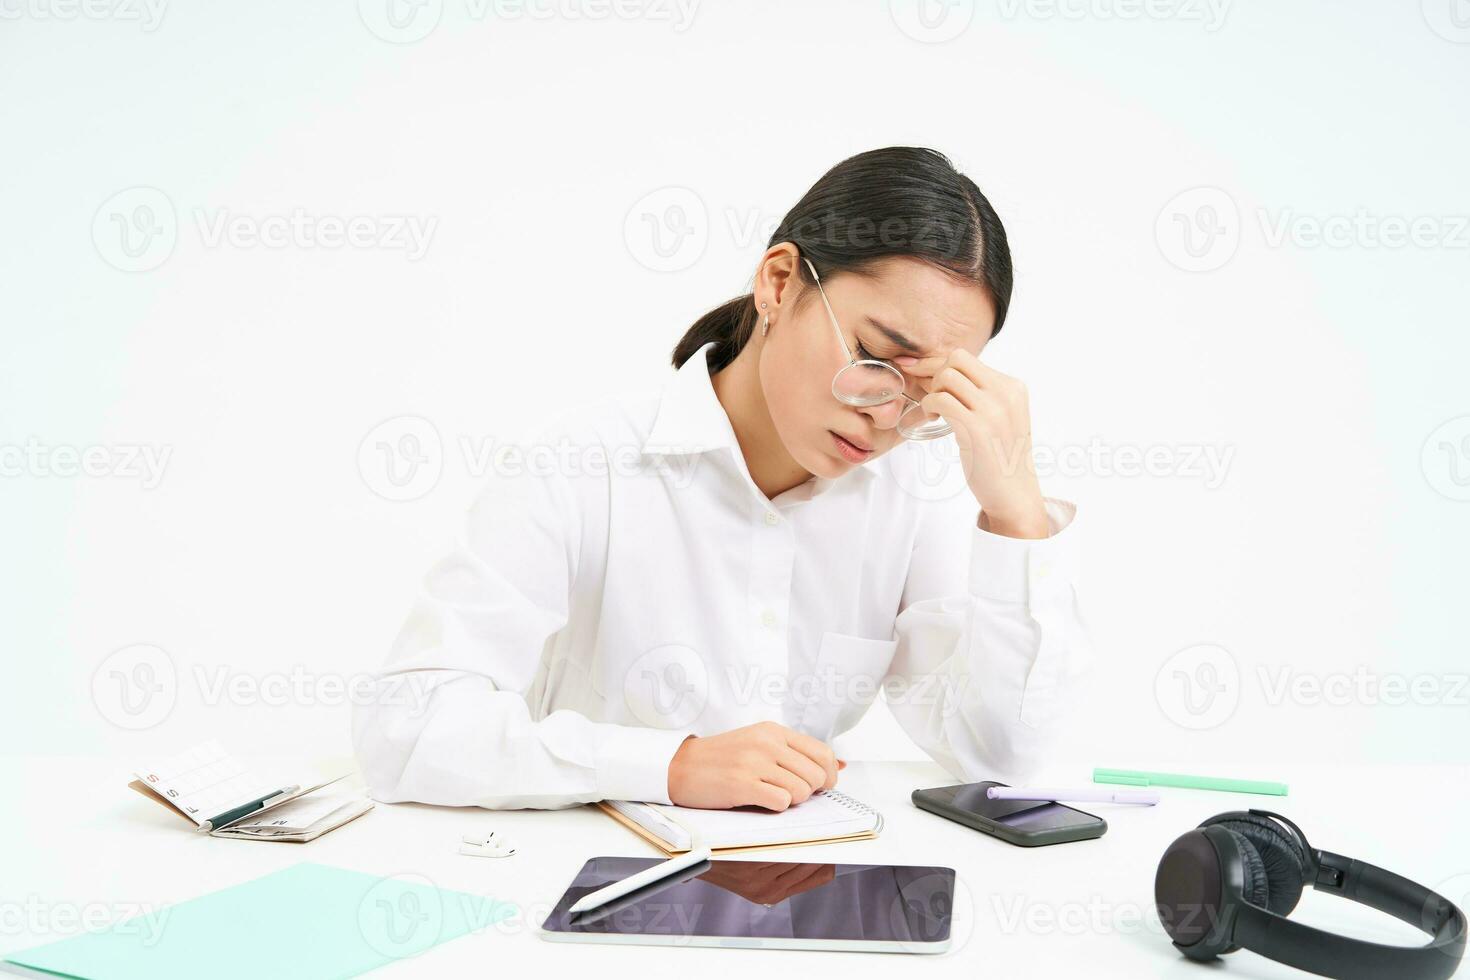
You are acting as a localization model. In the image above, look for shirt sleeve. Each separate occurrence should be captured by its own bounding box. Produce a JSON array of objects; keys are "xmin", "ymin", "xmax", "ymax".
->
[
  {"xmin": 351, "ymin": 431, "xmax": 694, "ymax": 810},
  {"xmin": 882, "ymin": 489, "xmax": 1095, "ymax": 784}
]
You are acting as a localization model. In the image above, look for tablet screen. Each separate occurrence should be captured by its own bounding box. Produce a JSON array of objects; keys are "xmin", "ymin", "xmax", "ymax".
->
[{"xmin": 541, "ymin": 856, "xmax": 954, "ymax": 950}]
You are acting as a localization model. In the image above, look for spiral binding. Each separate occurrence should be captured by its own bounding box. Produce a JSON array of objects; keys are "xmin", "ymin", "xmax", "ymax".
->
[{"xmin": 818, "ymin": 789, "xmax": 886, "ymax": 834}]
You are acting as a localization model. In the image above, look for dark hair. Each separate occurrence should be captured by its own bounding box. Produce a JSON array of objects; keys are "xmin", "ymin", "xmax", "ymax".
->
[{"xmin": 672, "ymin": 146, "xmax": 1014, "ymax": 371}]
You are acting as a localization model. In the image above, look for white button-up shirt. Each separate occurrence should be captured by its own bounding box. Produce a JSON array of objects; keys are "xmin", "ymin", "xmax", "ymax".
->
[{"xmin": 352, "ymin": 341, "xmax": 1093, "ymax": 810}]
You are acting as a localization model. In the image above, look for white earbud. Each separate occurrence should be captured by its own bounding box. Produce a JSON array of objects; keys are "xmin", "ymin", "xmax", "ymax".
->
[{"xmin": 459, "ymin": 832, "xmax": 517, "ymax": 858}]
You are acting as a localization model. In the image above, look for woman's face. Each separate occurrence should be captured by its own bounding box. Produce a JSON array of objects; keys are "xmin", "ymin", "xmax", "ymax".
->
[{"xmin": 757, "ymin": 252, "xmax": 997, "ymax": 479}]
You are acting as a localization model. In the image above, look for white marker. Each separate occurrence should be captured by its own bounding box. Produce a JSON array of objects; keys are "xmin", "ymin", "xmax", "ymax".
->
[{"xmin": 986, "ymin": 786, "xmax": 1160, "ymax": 805}]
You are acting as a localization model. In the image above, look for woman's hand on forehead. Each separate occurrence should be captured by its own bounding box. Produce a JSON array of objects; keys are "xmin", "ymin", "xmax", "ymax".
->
[{"xmin": 892, "ymin": 348, "xmax": 979, "ymax": 386}]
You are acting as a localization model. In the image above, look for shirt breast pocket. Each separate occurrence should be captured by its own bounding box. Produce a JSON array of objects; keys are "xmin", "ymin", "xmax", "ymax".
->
[{"xmin": 799, "ymin": 630, "xmax": 900, "ymax": 742}]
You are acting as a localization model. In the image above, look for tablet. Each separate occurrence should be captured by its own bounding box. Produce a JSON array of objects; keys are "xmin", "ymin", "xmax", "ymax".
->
[{"xmin": 540, "ymin": 855, "xmax": 955, "ymax": 953}]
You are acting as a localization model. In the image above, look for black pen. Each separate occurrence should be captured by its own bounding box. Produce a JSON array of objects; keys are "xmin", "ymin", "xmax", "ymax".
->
[{"xmin": 197, "ymin": 785, "xmax": 299, "ymax": 833}]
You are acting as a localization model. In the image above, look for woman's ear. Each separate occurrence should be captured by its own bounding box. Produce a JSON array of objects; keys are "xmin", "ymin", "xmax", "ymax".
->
[{"xmin": 754, "ymin": 243, "xmax": 802, "ymax": 313}]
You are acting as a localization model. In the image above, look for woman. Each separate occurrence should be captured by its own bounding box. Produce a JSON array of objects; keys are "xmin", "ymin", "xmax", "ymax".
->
[{"xmin": 353, "ymin": 146, "xmax": 1092, "ymax": 812}]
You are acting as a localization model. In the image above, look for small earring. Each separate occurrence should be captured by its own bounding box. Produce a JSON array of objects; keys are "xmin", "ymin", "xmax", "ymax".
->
[{"xmin": 761, "ymin": 314, "xmax": 769, "ymax": 337}]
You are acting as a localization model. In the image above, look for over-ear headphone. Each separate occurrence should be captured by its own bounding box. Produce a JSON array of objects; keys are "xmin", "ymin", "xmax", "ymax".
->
[{"xmin": 1154, "ymin": 809, "xmax": 1466, "ymax": 979}]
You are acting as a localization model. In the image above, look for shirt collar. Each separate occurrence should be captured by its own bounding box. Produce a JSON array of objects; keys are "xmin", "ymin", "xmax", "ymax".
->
[
  {"xmin": 641, "ymin": 341, "xmax": 878, "ymax": 491},
  {"xmin": 641, "ymin": 341, "xmax": 740, "ymax": 456}
]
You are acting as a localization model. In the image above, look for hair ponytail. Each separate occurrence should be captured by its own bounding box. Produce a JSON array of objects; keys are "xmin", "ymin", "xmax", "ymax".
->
[
  {"xmin": 670, "ymin": 146, "xmax": 1014, "ymax": 370},
  {"xmin": 671, "ymin": 293, "xmax": 760, "ymax": 371}
]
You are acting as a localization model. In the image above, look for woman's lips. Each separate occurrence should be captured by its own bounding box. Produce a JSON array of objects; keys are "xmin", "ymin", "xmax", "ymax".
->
[{"xmin": 830, "ymin": 430, "xmax": 874, "ymax": 462}]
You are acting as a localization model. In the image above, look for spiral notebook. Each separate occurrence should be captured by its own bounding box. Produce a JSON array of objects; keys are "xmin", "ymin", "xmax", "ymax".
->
[{"xmin": 596, "ymin": 789, "xmax": 884, "ymax": 855}]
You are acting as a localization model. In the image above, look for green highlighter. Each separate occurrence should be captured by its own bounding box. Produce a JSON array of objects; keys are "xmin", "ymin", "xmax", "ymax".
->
[{"xmin": 1094, "ymin": 767, "xmax": 1288, "ymax": 796}]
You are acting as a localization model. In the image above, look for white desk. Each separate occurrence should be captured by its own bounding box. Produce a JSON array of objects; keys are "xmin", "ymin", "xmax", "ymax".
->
[{"xmin": 3, "ymin": 757, "xmax": 1466, "ymax": 978}]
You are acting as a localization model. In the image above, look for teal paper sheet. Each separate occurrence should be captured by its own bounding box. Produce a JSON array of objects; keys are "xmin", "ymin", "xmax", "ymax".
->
[{"xmin": 5, "ymin": 863, "xmax": 516, "ymax": 980}]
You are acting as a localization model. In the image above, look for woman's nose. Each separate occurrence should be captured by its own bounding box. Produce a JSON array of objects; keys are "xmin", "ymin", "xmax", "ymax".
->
[{"xmin": 860, "ymin": 399, "xmax": 905, "ymax": 430}]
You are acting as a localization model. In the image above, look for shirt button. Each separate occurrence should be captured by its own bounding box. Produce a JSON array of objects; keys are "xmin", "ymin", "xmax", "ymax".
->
[
  {"xmin": 764, "ymin": 511, "xmax": 779, "ymax": 526},
  {"xmin": 761, "ymin": 609, "xmax": 778, "ymax": 628}
]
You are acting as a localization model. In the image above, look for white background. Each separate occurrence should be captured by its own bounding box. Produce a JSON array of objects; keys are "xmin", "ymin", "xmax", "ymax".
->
[{"xmin": 2, "ymin": 0, "xmax": 1468, "ymax": 781}]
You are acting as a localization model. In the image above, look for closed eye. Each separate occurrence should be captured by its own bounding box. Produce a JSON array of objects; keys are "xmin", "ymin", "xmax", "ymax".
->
[{"xmin": 855, "ymin": 340, "xmax": 924, "ymax": 397}]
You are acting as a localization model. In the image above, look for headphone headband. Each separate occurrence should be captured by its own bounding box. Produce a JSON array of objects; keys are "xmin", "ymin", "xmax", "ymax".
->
[
  {"xmin": 1233, "ymin": 851, "xmax": 1467, "ymax": 980},
  {"xmin": 1155, "ymin": 812, "xmax": 1467, "ymax": 980}
]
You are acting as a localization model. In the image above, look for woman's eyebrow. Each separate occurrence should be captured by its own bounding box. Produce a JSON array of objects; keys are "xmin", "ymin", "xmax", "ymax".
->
[{"xmin": 863, "ymin": 316, "xmax": 925, "ymax": 354}]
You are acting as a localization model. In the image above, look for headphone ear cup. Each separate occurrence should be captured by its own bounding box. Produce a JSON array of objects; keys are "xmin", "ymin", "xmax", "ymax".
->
[
  {"xmin": 1211, "ymin": 829, "xmax": 1270, "ymax": 956},
  {"xmin": 1224, "ymin": 829, "xmax": 1271, "ymax": 913},
  {"xmin": 1156, "ymin": 828, "xmax": 1227, "ymax": 956},
  {"xmin": 1204, "ymin": 813, "xmax": 1308, "ymax": 916}
]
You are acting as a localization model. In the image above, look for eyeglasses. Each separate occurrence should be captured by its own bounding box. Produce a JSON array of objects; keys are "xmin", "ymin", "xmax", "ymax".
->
[{"xmin": 802, "ymin": 256, "xmax": 952, "ymax": 441}]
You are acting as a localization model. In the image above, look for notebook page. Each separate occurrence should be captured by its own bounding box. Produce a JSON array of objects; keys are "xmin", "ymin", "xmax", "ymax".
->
[
  {"xmin": 612, "ymin": 789, "xmax": 881, "ymax": 850},
  {"xmin": 133, "ymin": 740, "xmax": 280, "ymax": 827}
]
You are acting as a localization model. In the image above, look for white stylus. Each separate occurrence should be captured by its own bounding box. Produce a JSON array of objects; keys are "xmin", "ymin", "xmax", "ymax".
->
[
  {"xmin": 986, "ymin": 786, "xmax": 1160, "ymax": 805},
  {"xmin": 567, "ymin": 847, "xmax": 714, "ymax": 915}
]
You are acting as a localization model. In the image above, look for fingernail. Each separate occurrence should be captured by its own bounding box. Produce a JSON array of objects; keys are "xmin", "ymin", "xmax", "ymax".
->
[{"xmin": 893, "ymin": 355, "xmax": 919, "ymax": 366}]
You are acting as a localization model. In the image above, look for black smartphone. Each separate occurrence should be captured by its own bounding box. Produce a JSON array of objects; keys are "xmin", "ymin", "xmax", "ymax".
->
[{"xmin": 911, "ymin": 781, "xmax": 1107, "ymax": 847}]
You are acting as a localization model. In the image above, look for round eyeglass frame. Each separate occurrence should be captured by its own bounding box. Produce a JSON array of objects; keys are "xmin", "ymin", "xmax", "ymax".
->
[{"xmin": 801, "ymin": 256, "xmax": 952, "ymax": 441}]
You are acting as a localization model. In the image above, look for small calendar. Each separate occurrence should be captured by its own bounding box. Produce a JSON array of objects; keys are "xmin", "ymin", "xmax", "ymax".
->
[{"xmin": 129, "ymin": 740, "xmax": 371, "ymax": 842}]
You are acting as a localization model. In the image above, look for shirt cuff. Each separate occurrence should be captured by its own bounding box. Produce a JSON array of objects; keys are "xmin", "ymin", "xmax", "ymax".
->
[
  {"xmin": 594, "ymin": 724, "xmax": 695, "ymax": 803},
  {"xmin": 968, "ymin": 497, "xmax": 1078, "ymax": 608}
]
